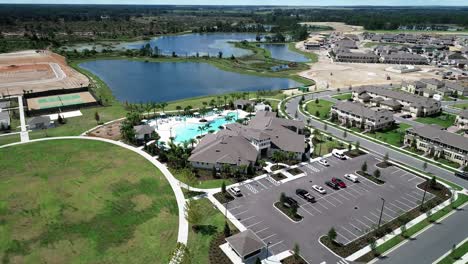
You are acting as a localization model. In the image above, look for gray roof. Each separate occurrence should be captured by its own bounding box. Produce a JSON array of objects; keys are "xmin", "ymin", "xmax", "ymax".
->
[
  {"xmin": 332, "ymin": 101, "xmax": 394, "ymax": 121},
  {"xmin": 0, "ymin": 101, "xmax": 10, "ymax": 109},
  {"xmin": 27, "ymin": 116, "xmax": 50, "ymax": 126},
  {"xmin": 408, "ymin": 124, "xmax": 468, "ymax": 152},
  {"xmin": 0, "ymin": 111, "xmax": 9, "ymax": 122},
  {"xmin": 234, "ymin": 99, "xmax": 253, "ymax": 106},
  {"xmin": 380, "ymin": 99, "xmax": 402, "ymax": 107},
  {"xmin": 381, "ymin": 52, "xmax": 427, "ymax": 62},
  {"xmin": 225, "ymin": 230, "xmax": 265, "ymax": 258},
  {"xmin": 134, "ymin": 125, "xmax": 154, "ymax": 135},
  {"xmin": 354, "ymin": 86, "xmax": 440, "ymax": 111},
  {"xmin": 420, "ymin": 78, "xmax": 444, "ymax": 87},
  {"xmin": 444, "ymin": 81, "xmax": 468, "ymax": 93}
]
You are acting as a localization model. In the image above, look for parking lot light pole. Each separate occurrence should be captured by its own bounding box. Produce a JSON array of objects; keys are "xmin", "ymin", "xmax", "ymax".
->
[
  {"xmin": 378, "ymin": 198, "xmax": 385, "ymax": 228},
  {"xmin": 420, "ymin": 183, "xmax": 428, "ymax": 210}
]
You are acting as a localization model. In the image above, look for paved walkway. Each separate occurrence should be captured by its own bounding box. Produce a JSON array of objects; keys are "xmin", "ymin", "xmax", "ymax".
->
[
  {"xmin": 0, "ymin": 136, "xmax": 189, "ymax": 250},
  {"xmin": 16, "ymin": 95, "xmax": 29, "ymax": 142}
]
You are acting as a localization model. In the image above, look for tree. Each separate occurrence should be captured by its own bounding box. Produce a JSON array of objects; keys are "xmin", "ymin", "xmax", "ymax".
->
[
  {"xmin": 57, "ymin": 114, "xmax": 64, "ymax": 125},
  {"xmin": 94, "ymin": 111, "xmax": 100, "ymax": 124},
  {"xmin": 324, "ymin": 123, "xmax": 328, "ymax": 131},
  {"xmin": 400, "ymin": 224, "xmax": 407, "ymax": 238},
  {"xmin": 315, "ymin": 110, "xmax": 320, "ymax": 117},
  {"xmin": 185, "ymin": 200, "xmax": 203, "ymax": 230},
  {"xmin": 272, "ymin": 151, "xmax": 285, "ymax": 167},
  {"xmin": 280, "ymin": 192, "xmax": 287, "ymax": 204},
  {"xmin": 429, "ymin": 176, "xmax": 437, "ymax": 189},
  {"xmin": 255, "ymin": 257, "xmax": 261, "ymax": 264},
  {"xmin": 315, "ymin": 98, "xmax": 319, "ymax": 104},
  {"xmin": 218, "ymin": 51, "xmax": 223, "ymax": 58},
  {"xmin": 293, "ymin": 243, "xmax": 300, "ymax": 260},
  {"xmin": 383, "ymin": 152, "xmax": 389, "ymax": 165},
  {"xmin": 355, "ymin": 141, "xmax": 360, "ymax": 151},
  {"xmin": 221, "ymin": 181, "xmax": 226, "ymax": 194},
  {"xmin": 373, "ymin": 169, "xmax": 381, "ymax": 178},
  {"xmin": 422, "ymin": 161, "xmax": 428, "ymax": 171},
  {"xmin": 369, "ymin": 237, "xmax": 377, "ymax": 255},
  {"xmin": 328, "ymin": 227, "xmax": 337, "ymax": 241},
  {"xmin": 361, "ymin": 161, "xmax": 368, "ymax": 173},
  {"xmin": 223, "ymin": 221, "xmax": 231, "ymax": 237},
  {"xmin": 343, "ymin": 130, "xmax": 347, "ymax": 138}
]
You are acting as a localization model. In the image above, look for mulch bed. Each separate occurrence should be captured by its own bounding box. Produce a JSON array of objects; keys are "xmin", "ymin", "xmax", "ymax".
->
[
  {"xmin": 344, "ymin": 149, "xmax": 366, "ymax": 158},
  {"xmin": 356, "ymin": 171, "xmax": 385, "ymax": 184},
  {"xmin": 214, "ymin": 192, "xmax": 235, "ymax": 204},
  {"xmin": 321, "ymin": 178, "xmax": 450, "ymax": 260},
  {"xmin": 271, "ymin": 172, "xmax": 287, "ymax": 181},
  {"xmin": 271, "ymin": 164, "xmax": 287, "ymax": 171},
  {"xmin": 274, "ymin": 202, "xmax": 303, "ymax": 222},
  {"xmin": 376, "ymin": 162, "xmax": 392, "ymax": 168},
  {"xmin": 287, "ymin": 168, "xmax": 304, "ymax": 176},
  {"xmin": 281, "ymin": 255, "xmax": 308, "ymax": 264}
]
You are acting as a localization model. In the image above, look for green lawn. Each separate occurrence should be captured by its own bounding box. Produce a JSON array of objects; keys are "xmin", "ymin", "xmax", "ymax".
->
[
  {"xmin": 313, "ymin": 139, "xmax": 344, "ymax": 157},
  {"xmin": 416, "ymin": 113, "xmax": 457, "ymax": 128},
  {"xmin": 187, "ymin": 198, "xmax": 234, "ymax": 264},
  {"xmin": 171, "ymin": 168, "xmax": 234, "ymax": 189},
  {"xmin": 437, "ymin": 240, "xmax": 468, "ymax": 264},
  {"xmin": 0, "ymin": 139, "xmax": 178, "ymax": 264},
  {"xmin": 452, "ymin": 103, "xmax": 468, "ymax": 110},
  {"xmin": 0, "ymin": 133, "xmax": 20, "ymax": 146},
  {"xmin": 368, "ymin": 123, "xmax": 411, "ymax": 147},
  {"xmin": 305, "ymin": 99, "xmax": 335, "ymax": 119},
  {"xmin": 332, "ymin": 93, "xmax": 352, "ymax": 101},
  {"xmin": 287, "ymin": 42, "xmax": 318, "ymax": 62}
]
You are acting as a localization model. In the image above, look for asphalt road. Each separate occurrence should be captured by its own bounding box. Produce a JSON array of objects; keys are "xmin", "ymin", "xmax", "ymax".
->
[{"xmin": 376, "ymin": 203, "xmax": 468, "ymax": 264}]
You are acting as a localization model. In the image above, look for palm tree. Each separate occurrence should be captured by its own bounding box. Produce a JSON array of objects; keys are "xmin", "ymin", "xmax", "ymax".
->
[
  {"xmin": 160, "ymin": 102, "xmax": 168, "ymax": 113},
  {"xmin": 176, "ymin": 105, "xmax": 182, "ymax": 114},
  {"xmin": 197, "ymin": 126, "xmax": 205, "ymax": 137},
  {"xmin": 216, "ymin": 96, "xmax": 221, "ymax": 107},
  {"xmin": 223, "ymin": 95, "xmax": 228, "ymax": 107},
  {"xmin": 272, "ymin": 151, "xmax": 285, "ymax": 167},
  {"xmin": 188, "ymin": 138, "xmax": 197, "ymax": 149},
  {"xmin": 151, "ymin": 102, "xmax": 158, "ymax": 116}
]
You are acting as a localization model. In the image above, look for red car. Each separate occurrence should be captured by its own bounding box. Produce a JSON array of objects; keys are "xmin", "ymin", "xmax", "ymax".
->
[{"xmin": 331, "ymin": 177, "xmax": 347, "ymax": 188}]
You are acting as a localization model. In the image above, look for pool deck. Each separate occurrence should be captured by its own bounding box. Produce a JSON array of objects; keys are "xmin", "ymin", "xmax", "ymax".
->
[{"xmin": 150, "ymin": 109, "xmax": 249, "ymax": 144}]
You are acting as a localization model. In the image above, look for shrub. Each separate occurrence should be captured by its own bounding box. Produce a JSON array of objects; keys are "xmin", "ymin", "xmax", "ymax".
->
[{"xmin": 328, "ymin": 227, "xmax": 337, "ymax": 241}]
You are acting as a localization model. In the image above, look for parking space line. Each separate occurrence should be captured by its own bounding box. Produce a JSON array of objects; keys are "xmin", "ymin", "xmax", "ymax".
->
[
  {"xmin": 347, "ymin": 188, "xmax": 362, "ymax": 196},
  {"xmin": 336, "ymin": 192, "xmax": 349, "ymax": 200},
  {"xmin": 300, "ymin": 206, "xmax": 315, "ymax": 216},
  {"xmin": 268, "ymin": 240, "xmax": 284, "ymax": 249},
  {"xmin": 261, "ymin": 233, "xmax": 277, "ymax": 240},
  {"xmin": 336, "ymin": 231, "xmax": 352, "ymax": 243},
  {"xmin": 412, "ymin": 190, "xmax": 424, "ymax": 197},
  {"xmin": 255, "ymin": 227, "xmax": 269, "ymax": 234},
  {"xmin": 240, "ymin": 215, "xmax": 256, "ymax": 222},
  {"xmin": 378, "ymin": 209, "xmax": 394, "ymax": 220},
  {"xmin": 370, "ymin": 211, "xmax": 380, "ymax": 219},
  {"xmin": 356, "ymin": 218, "xmax": 372, "ymax": 229},
  {"xmin": 359, "ymin": 180, "xmax": 377, "ymax": 190},
  {"xmin": 341, "ymin": 226, "xmax": 359, "ymax": 238},
  {"xmin": 400, "ymin": 196, "xmax": 418, "ymax": 206},
  {"xmin": 391, "ymin": 169, "xmax": 401, "ymax": 174},
  {"xmin": 256, "ymin": 180, "xmax": 268, "ymax": 189},
  {"xmin": 388, "ymin": 202, "xmax": 406, "ymax": 212},
  {"xmin": 383, "ymin": 205, "xmax": 397, "ymax": 214},
  {"xmin": 309, "ymin": 205, "xmax": 323, "ymax": 214},
  {"xmin": 405, "ymin": 193, "xmax": 421, "ymax": 201},
  {"xmin": 322, "ymin": 198, "xmax": 337, "ymax": 207},
  {"xmin": 363, "ymin": 215, "xmax": 376, "ymax": 224},
  {"xmin": 349, "ymin": 223, "xmax": 363, "ymax": 233},
  {"xmin": 329, "ymin": 195, "xmax": 343, "ymax": 204},
  {"xmin": 246, "ymin": 221, "xmax": 263, "ymax": 228},
  {"xmin": 228, "ymin": 205, "xmax": 243, "ymax": 211},
  {"xmin": 352, "ymin": 184, "xmax": 369, "ymax": 192},
  {"xmin": 395, "ymin": 200, "xmax": 413, "ymax": 209},
  {"xmin": 407, "ymin": 176, "xmax": 419, "ymax": 182},
  {"xmin": 316, "ymin": 202, "xmax": 329, "ymax": 210},
  {"xmin": 342, "ymin": 189, "xmax": 358, "ymax": 198},
  {"xmin": 234, "ymin": 210, "xmax": 249, "ymax": 216}
]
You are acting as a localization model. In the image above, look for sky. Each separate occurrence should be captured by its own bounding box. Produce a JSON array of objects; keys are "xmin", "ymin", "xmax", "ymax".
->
[{"xmin": 1, "ymin": 0, "xmax": 467, "ymax": 6}]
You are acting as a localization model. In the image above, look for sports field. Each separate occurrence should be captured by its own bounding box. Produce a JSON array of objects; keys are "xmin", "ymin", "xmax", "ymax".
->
[
  {"xmin": 27, "ymin": 91, "xmax": 97, "ymax": 110},
  {"xmin": 0, "ymin": 139, "xmax": 178, "ymax": 264}
]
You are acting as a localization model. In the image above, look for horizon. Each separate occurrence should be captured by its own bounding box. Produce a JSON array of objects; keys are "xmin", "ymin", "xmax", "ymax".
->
[{"xmin": 1, "ymin": 0, "xmax": 468, "ymax": 7}]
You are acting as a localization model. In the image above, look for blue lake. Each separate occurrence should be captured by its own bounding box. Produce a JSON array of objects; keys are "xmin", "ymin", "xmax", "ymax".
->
[
  {"xmin": 125, "ymin": 33, "xmax": 258, "ymax": 57},
  {"xmin": 79, "ymin": 60, "xmax": 301, "ymax": 103},
  {"xmin": 260, "ymin": 44, "xmax": 309, "ymax": 62}
]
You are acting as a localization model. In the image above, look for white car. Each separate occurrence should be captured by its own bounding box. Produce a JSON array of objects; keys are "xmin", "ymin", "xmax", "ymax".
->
[
  {"xmin": 318, "ymin": 159, "xmax": 329, "ymax": 166},
  {"xmin": 344, "ymin": 173, "xmax": 359, "ymax": 183},
  {"xmin": 229, "ymin": 187, "xmax": 242, "ymax": 197},
  {"xmin": 312, "ymin": 184, "xmax": 327, "ymax": 194}
]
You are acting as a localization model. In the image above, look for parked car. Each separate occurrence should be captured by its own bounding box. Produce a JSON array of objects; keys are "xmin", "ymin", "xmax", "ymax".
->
[
  {"xmin": 401, "ymin": 114, "xmax": 412, "ymax": 119},
  {"xmin": 331, "ymin": 177, "xmax": 347, "ymax": 188},
  {"xmin": 312, "ymin": 184, "xmax": 327, "ymax": 194},
  {"xmin": 344, "ymin": 173, "xmax": 359, "ymax": 183},
  {"xmin": 455, "ymin": 171, "xmax": 468, "ymax": 180},
  {"xmin": 229, "ymin": 187, "xmax": 242, "ymax": 197},
  {"xmin": 326, "ymin": 181, "xmax": 340, "ymax": 190},
  {"xmin": 284, "ymin": 196, "xmax": 300, "ymax": 207},
  {"xmin": 332, "ymin": 149, "xmax": 346, "ymax": 160},
  {"xmin": 296, "ymin": 189, "xmax": 315, "ymax": 203},
  {"xmin": 318, "ymin": 158, "xmax": 329, "ymax": 166}
]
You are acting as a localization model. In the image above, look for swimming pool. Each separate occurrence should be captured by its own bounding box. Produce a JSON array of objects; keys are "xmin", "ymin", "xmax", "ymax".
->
[{"xmin": 174, "ymin": 112, "xmax": 238, "ymax": 143}]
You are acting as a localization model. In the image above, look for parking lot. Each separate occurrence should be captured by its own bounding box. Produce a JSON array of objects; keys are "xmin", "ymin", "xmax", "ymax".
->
[{"xmin": 225, "ymin": 153, "xmax": 432, "ymax": 264}]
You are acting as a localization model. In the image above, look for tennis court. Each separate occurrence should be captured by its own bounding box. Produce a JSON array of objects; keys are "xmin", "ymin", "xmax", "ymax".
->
[{"xmin": 27, "ymin": 92, "xmax": 97, "ymax": 110}]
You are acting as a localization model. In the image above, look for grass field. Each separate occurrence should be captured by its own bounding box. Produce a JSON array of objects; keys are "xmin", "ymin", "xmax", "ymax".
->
[
  {"xmin": 0, "ymin": 139, "xmax": 178, "ymax": 264},
  {"xmin": 368, "ymin": 123, "xmax": 411, "ymax": 147},
  {"xmin": 416, "ymin": 113, "xmax": 456, "ymax": 128},
  {"xmin": 332, "ymin": 93, "xmax": 352, "ymax": 101},
  {"xmin": 305, "ymin": 99, "xmax": 335, "ymax": 119},
  {"xmin": 313, "ymin": 139, "xmax": 344, "ymax": 157},
  {"xmin": 452, "ymin": 103, "xmax": 468, "ymax": 110},
  {"xmin": 437, "ymin": 239, "xmax": 468, "ymax": 264}
]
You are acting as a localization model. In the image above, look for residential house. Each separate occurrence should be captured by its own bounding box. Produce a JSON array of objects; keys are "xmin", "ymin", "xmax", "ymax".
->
[
  {"xmin": 444, "ymin": 81, "xmax": 468, "ymax": 96},
  {"xmin": 353, "ymin": 86, "xmax": 441, "ymax": 117},
  {"xmin": 27, "ymin": 116, "xmax": 51, "ymax": 130},
  {"xmin": 331, "ymin": 101, "xmax": 394, "ymax": 131},
  {"xmin": 455, "ymin": 110, "xmax": 468, "ymax": 129},
  {"xmin": 405, "ymin": 124, "xmax": 468, "ymax": 167},
  {"xmin": 234, "ymin": 99, "xmax": 254, "ymax": 110},
  {"xmin": 188, "ymin": 111, "xmax": 306, "ymax": 169},
  {"xmin": 335, "ymin": 50, "xmax": 380, "ymax": 63},
  {"xmin": 380, "ymin": 52, "xmax": 428, "ymax": 65}
]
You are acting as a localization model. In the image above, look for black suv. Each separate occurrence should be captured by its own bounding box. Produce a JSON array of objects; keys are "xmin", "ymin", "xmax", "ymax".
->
[
  {"xmin": 326, "ymin": 181, "xmax": 340, "ymax": 190},
  {"xmin": 295, "ymin": 189, "xmax": 315, "ymax": 203}
]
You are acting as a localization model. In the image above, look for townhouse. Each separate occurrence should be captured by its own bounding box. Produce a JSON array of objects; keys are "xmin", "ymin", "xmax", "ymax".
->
[{"xmin": 331, "ymin": 101, "xmax": 394, "ymax": 131}]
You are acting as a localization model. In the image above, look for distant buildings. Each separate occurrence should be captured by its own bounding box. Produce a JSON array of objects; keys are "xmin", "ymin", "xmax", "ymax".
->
[
  {"xmin": 405, "ymin": 124, "xmax": 468, "ymax": 167},
  {"xmin": 188, "ymin": 111, "xmax": 306, "ymax": 169},
  {"xmin": 334, "ymin": 50, "xmax": 380, "ymax": 63},
  {"xmin": 331, "ymin": 101, "xmax": 394, "ymax": 131},
  {"xmin": 402, "ymin": 79, "xmax": 468, "ymax": 98},
  {"xmin": 353, "ymin": 86, "xmax": 441, "ymax": 117}
]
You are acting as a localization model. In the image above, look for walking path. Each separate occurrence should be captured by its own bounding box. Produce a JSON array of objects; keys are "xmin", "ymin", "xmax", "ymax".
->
[
  {"xmin": 16, "ymin": 95, "xmax": 29, "ymax": 142},
  {"xmin": 0, "ymin": 136, "xmax": 189, "ymax": 258}
]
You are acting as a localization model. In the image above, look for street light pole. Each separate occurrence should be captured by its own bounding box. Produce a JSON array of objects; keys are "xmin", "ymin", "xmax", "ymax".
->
[
  {"xmin": 420, "ymin": 182, "xmax": 428, "ymax": 210},
  {"xmin": 378, "ymin": 198, "xmax": 385, "ymax": 228},
  {"xmin": 265, "ymin": 241, "xmax": 272, "ymax": 260}
]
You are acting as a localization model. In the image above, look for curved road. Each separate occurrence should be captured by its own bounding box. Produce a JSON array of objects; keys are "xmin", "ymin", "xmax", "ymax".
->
[
  {"xmin": 284, "ymin": 91, "xmax": 468, "ymax": 264},
  {"xmin": 0, "ymin": 136, "xmax": 189, "ymax": 255}
]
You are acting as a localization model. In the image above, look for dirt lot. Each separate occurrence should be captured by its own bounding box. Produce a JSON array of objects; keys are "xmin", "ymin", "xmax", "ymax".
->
[
  {"xmin": 300, "ymin": 22, "xmax": 364, "ymax": 33},
  {"xmin": 0, "ymin": 50, "xmax": 89, "ymax": 96},
  {"xmin": 87, "ymin": 120, "xmax": 122, "ymax": 140},
  {"xmin": 297, "ymin": 50, "xmax": 441, "ymax": 89}
]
